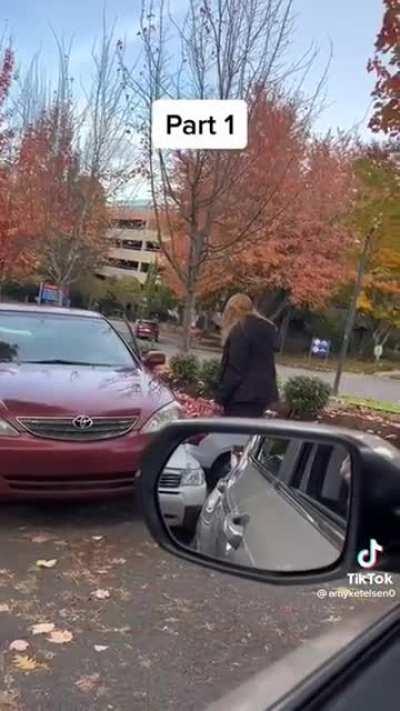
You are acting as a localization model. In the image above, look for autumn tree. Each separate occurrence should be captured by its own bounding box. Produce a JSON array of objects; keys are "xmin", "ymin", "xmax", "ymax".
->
[
  {"xmin": 164, "ymin": 102, "xmax": 356, "ymax": 318},
  {"xmin": 368, "ymin": 0, "xmax": 400, "ymax": 137},
  {"xmin": 0, "ymin": 45, "xmax": 39, "ymax": 295},
  {"xmin": 331, "ymin": 147, "xmax": 400, "ymax": 391},
  {"xmin": 16, "ymin": 100, "xmax": 107, "ymax": 294},
  {"xmin": 358, "ymin": 248, "xmax": 400, "ymax": 347},
  {"xmin": 355, "ymin": 149, "xmax": 400, "ymax": 350},
  {"xmin": 121, "ymin": 0, "xmax": 328, "ymax": 351}
]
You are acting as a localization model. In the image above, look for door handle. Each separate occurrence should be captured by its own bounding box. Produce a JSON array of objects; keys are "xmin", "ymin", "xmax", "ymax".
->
[{"xmin": 223, "ymin": 512, "xmax": 250, "ymax": 549}]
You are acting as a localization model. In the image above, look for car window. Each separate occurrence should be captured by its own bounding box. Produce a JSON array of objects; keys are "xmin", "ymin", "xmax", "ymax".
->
[
  {"xmin": 256, "ymin": 436, "xmax": 291, "ymax": 478},
  {"xmin": 290, "ymin": 444, "xmax": 350, "ymax": 522},
  {"xmin": 0, "ymin": 312, "xmax": 136, "ymax": 368},
  {"xmin": 111, "ymin": 321, "xmax": 141, "ymax": 358}
]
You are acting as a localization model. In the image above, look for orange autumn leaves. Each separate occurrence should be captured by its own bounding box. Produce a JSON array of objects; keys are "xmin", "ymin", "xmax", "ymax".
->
[
  {"xmin": 368, "ymin": 0, "xmax": 400, "ymax": 137},
  {"xmin": 0, "ymin": 46, "xmax": 106, "ymax": 290},
  {"xmin": 161, "ymin": 91, "xmax": 356, "ymax": 310}
]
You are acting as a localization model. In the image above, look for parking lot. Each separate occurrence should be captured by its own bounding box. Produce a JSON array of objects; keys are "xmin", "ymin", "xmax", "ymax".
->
[{"xmin": 0, "ymin": 497, "xmax": 395, "ymax": 711}]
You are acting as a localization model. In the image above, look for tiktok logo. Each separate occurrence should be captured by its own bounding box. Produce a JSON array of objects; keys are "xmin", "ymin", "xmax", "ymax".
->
[{"xmin": 357, "ymin": 539, "xmax": 384, "ymax": 569}]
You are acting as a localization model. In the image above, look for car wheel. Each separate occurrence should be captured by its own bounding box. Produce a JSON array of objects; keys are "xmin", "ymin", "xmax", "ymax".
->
[{"xmin": 207, "ymin": 453, "xmax": 231, "ymax": 490}]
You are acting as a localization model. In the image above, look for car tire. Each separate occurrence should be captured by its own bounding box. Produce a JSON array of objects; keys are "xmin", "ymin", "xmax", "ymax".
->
[{"xmin": 207, "ymin": 453, "xmax": 231, "ymax": 490}]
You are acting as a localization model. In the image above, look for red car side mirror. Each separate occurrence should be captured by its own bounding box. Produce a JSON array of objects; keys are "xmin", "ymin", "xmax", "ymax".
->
[{"xmin": 143, "ymin": 350, "xmax": 166, "ymax": 369}]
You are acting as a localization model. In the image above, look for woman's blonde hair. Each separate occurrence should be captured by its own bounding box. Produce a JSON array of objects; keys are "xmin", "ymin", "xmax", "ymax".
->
[{"xmin": 221, "ymin": 293, "xmax": 253, "ymax": 345}]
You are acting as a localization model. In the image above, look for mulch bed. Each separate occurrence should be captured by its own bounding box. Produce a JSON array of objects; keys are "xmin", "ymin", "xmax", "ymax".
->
[
  {"xmin": 170, "ymin": 385, "xmax": 400, "ymax": 449},
  {"xmin": 319, "ymin": 404, "xmax": 400, "ymax": 448}
]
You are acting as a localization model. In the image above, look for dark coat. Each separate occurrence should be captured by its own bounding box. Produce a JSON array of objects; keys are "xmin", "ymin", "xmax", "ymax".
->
[{"xmin": 217, "ymin": 314, "xmax": 280, "ymax": 409}]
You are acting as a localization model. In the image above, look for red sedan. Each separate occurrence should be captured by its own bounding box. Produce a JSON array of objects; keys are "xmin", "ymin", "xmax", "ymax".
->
[
  {"xmin": 135, "ymin": 319, "xmax": 160, "ymax": 342},
  {"xmin": 0, "ymin": 304, "xmax": 180, "ymax": 500}
]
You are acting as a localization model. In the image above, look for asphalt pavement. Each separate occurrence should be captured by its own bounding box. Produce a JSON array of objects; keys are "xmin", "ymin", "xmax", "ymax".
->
[{"xmin": 0, "ymin": 498, "xmax": 396, "ymax": 711}]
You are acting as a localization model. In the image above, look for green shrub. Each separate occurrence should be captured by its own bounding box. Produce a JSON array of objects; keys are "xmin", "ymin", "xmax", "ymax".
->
[
  {"xmin": 284, "ymin": 375, "xmax": 331, "ymax": 419},
  {"xmin": 199, "ymin": 358, "xmax": 221, "ymax": 398},
  {"xmin": 169, "ymin": 354, "xmax": 201, "ymax": 392}
]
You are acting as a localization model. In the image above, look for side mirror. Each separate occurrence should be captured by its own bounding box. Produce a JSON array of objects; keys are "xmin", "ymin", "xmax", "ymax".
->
[
  {"xmin": 143, "ymin": 350, "xmax": 166, "ymax": 369},
  {"xmin": 138, "ymin": 419, "xmax": 400, "ymax": 585}
]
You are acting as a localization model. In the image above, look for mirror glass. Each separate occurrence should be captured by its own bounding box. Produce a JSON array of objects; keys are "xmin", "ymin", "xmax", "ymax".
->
[{"xmin": 157, "ymin": 429, "xmax": 352, "ymax": 572}]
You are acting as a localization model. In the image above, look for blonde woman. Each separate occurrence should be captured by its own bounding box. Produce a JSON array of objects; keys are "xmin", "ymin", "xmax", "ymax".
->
[{"xmin": 216, "ymin": 293, "xmax": 280, "ymax": 417}]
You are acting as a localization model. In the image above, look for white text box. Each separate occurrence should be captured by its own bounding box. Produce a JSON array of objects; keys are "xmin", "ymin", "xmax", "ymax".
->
[{"xmin": 152, "ymin": 99, "xmax": 248, "ymax": 150}]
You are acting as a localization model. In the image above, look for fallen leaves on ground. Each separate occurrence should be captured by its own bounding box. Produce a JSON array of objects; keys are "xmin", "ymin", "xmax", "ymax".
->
[
  {"xmin": 322, "ymin": 615, "xmax": 343, "ymax": 623},
  {"xmin": 31, "ymin": 534, "xmax": 52, "ymax": 544},
  {"xmin": 92, "ymin": 536, "xmax": 103, "ymax": 542},
  {"xmin": 9, "ymin": 640, "xmax": 29, "ymax": 652},
  {"xmin": 91, "ymin": 589, "xmax": 110, "ymax": 600},
  {"xmin": 173, "ymin": 390, "xmax": 220, "ymax": 418},
  {"xmin": 13, "ymin": 655, "xmax": 48, "ymax": 672},
  {"xmin": 139, "ymin": 658, "xmax": 151, "ymax": 669},
  {"xmin": 31, "ymin": 622, "xmax": 55, "ymax": 635},
  {"xmin": 94, "ymin": 645, "xmax": 108, "ymax": 652},
  {"xmin": 35, "ymin": 559, "xmax": 57, "ymax": 569},
  {"xmin": 47, "ymin": 629, "xmax": 73, "ymax": 644},
  {"xmin": 0, "ymin": 690, "xmax": 21, "ymax": 710},
  {"xmin": 0, "ymin": 603, "xmax": 10, "ymax": 612},
  {"xmin": 75, "ymin": 673, "xmax": 100, "ymax": 693}
]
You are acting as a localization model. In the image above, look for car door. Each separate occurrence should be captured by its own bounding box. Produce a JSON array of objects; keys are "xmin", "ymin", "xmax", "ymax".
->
[{"xmin": 217, "ymin": 436, "xmax": 344, "ymax": 570}]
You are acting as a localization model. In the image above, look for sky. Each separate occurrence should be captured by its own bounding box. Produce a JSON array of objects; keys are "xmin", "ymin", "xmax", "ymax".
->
[{"xmin": 0, "ymin": 0, "xmax": 383, "ymax": 138}]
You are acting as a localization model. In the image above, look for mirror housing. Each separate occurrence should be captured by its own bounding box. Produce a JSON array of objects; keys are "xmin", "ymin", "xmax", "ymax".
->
[
  {"xmin": 143, "ymin": 350, "xmax": 166, "ymax": 369},
  {"xmin": 138, "ymin": 418, "xmax": 400, "ymax": 585}
]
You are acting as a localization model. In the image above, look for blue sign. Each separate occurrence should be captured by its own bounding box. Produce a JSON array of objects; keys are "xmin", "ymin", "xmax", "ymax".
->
[
  {"xmin": 311, "ymin": 337, "xmax": 331, "ymax": 358},
  {"xmin": 38, "ymin": 283, "xmax": 69, "ymax": 306},
  {"xmin": 42, "ymin": 285, "xmax": 59, "ymax": 302}
]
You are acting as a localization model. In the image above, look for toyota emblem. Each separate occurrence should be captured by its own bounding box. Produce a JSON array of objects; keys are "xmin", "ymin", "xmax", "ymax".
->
[{"xmin": 72, "ymin": 415, "xmax": 94, "ymax": 430}]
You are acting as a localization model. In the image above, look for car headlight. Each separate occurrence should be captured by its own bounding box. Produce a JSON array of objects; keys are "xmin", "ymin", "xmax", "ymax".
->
[
  {"xmin": 0, "ymin": 418, "xmax": 19, "ymax": 437},
  {"xmin": 141, "ymin": 402, "xmax": 183, "ymax": 433},
  {"xmin": 181, "ymin": 466, "xmax": 205, "ymax": 487}
]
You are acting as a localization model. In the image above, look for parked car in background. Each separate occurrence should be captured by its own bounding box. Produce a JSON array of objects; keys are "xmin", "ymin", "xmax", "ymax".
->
[
  {"xmin": 158, "ymin": 444, "xmax": 207, "ymax": 532},
  {"xmin": 135, "ymin": 319, "xmax": 160, "ymax": 342},
  {"xmin": 0, "ymin": 304, "xmax": 180, "ymax": 500}
]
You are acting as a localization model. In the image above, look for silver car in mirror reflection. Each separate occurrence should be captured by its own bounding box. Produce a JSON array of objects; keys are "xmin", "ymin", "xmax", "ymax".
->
[{"xmin": 191, "ymin": 435, "xmax": 351, "ymax": 572}]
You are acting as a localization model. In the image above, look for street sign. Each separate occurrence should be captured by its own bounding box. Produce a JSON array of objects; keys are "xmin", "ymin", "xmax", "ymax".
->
[
  {"xmin": 38, "ymin": 283, "xmax": 69, "ymax": 306},
  {"xmin": 41, "ymin": 284, "xmax": 59, "ymax": 303},
  {"xmin": 310, "ymin": 337, "xmax": 331, "ymax": 359}
]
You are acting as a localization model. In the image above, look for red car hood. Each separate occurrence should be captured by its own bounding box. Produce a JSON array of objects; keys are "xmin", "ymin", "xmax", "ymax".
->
[{"xmin": 0, "ymin": 363, "xmax": 174, "ymax": 420}]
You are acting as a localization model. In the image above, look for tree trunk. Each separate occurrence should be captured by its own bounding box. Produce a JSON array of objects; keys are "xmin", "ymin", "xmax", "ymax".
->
[
  {"xmin": 333, "ymin": 232, "xmax": 372, "ymax": 395},
  {"xmin": 279, "ymin": 307, "xmax": 292, "ymax": 355},
  {"xmin": 182, "ymin": 289, "xmax": 196, "ymax": 353}
]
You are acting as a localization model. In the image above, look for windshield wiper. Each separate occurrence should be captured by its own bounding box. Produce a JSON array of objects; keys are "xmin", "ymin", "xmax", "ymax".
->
[{"xmin": 22, "ymin": 359, "xmax": 100, "ymax": 366}]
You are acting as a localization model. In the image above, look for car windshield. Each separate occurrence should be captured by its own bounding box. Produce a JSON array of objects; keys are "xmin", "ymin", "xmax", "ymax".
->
[{"xmin": 0, "ymin": 312, "xmax": 136, "ymax": 368}]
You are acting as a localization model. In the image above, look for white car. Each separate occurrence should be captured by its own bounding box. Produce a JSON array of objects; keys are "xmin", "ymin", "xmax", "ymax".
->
[
  {"xmin": 189, "ymin": 433, "xmax": 250, "ymax": 488},
  {"xmin": 158, "ymin": 444, "xmax": 207, "ymax": 531}
]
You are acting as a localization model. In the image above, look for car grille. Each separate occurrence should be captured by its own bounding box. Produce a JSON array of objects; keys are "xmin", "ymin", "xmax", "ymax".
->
[
  {"xmin": 17, "ymin": 416, "xmax": 138, "ymax": 442},
  {"xmin": 158, "ymin": 471, "xmax": 182, "ymax": 489},
  {"xmin": 3, "ymin": 472, "xmax": 136, "ymax": 494}
]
